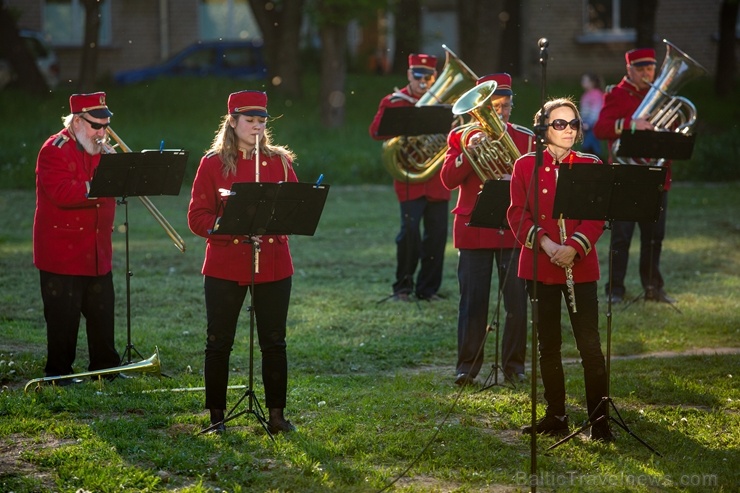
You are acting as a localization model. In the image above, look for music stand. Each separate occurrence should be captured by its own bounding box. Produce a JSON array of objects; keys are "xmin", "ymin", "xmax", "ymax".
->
[
  {"xmin": 548, "ymin": 163, "xmax": 663, "ymax": 456},
  {"xmin": 199, "ymin": 181, "xmax": 329, "ymax": 438},
  {"xmin": 615, "ymin": 130, "xmax": 696, "ymax": 161},
  {"xmin": 466, "ymin": 180, "xmax": 516, "ymax": 391},
  {"xmin": 89, "ymin": 149, "xmax": 188, "ymax": 365},
  {"xmin": 376, "ymin": 105, "xmax": 454, "ymax": 137}
]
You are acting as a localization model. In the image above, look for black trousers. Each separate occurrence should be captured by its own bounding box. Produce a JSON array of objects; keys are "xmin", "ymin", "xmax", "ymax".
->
[
  {"xmin": 607, "ymin": 191, "xmax": 668, "ymax": 297},
  {"xmin": 39, "ymin": 270, "xmax": 120, "ymax": 376},
  {"xmin": 527, "ymin": 280, "xmax": 608, "ymax": 421},
  {"xmin": 203, "ymin": 275, "xmax": 291, "ymax": 411},
  {"xmin": 456, "ymin": 248, "xmax": 527, "ymax": 378},
  {"xmin": 393, "ymin": 197, "xmax": 448, "ymax": 298}
]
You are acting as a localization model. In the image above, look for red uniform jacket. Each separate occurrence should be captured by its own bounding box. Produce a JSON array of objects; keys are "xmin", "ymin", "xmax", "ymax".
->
[
  {"xmin": 440, "ymin": 121, "xmax": 534, "ymax": 249},
  {"xmin": 33, "ymin": 128, "xmax": 116, "ymax": 276},
  {"xmin": 369, "ymin": 86, "xmax": 451, "ymax": 203},
  {"xmin": 188, "ymin": 150, "xmax": 298, "ymax": 284},
  {"xmin": 507, "ymin": 150, "xmax": 604, "ymax": 284},
  {"xmin": 593, "ymin": 76, "xmax": 672, "ymax": 190}
]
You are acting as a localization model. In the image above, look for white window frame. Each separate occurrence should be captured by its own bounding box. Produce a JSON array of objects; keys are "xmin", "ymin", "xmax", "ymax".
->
[
  {"xmin": 578, "ymin": 0, "xmax": 637, "ymax": 43},
  {"xmin": 42, "ymin": 0, "xmax": 112, "ymax": 47},
  {"xmin": 199, "ymin": 0, "xmax": 262, "ymax": 41}
]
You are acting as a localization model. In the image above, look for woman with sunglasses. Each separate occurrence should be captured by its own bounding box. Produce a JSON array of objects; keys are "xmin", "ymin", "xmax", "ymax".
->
[{"xmin": 507, "ymin": 97, "xmax": 613, "ymax": 442}]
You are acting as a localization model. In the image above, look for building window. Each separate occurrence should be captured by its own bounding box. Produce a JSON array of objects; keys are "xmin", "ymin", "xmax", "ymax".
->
[
  {"xmin": 579, "ymin": 0, "xmax": 638, "ymax": 43},
  {"xmin": 43, "ymin": 0, "xmax": 112, "ymax": 47},
  {"xmin": 199, "ymin": 0, "xmax": 262, "ymax": 41}
]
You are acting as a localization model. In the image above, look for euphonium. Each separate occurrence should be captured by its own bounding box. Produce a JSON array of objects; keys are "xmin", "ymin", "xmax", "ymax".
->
[
  {"xmin": 451, "ymin": 80, "xmax": 525, "ymax": 181},
  {"xmin": 24, "ymin": 348, "xmax": 161, "ymax": 393},
  {"xmin": 382, "ymin": 45, "xmax": 478, "ymax": 183},
  {"xmin": 614, "ymin": 39, "xmax": 707, "ymax": 166},
  {"xmin": 98, "ymin": 127, "xmax": 187, "ymax": 252}
]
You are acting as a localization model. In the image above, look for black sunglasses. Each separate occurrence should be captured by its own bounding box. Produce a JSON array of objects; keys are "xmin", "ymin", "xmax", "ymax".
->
[
  {"xmin": 549, "ymin": 118, "xmax": 580, "ymax": 131},
  {"xmin": 80, "ymin": 115, "xmax": 110, "ymax": 130},
  {"xmin": 412, "ymin": 74, "xmax": 433, "ymax": 81}
]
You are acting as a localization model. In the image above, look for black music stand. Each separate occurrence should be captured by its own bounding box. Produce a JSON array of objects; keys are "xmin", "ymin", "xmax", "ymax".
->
[
  {"xmin": 547, "ymin": 163, "xmax": 663, "ymax": 456},
  {"xmin": 467, "ymin": 180, "xmax": 516, "ymax": 391},
  {"xmin": 376, "ymin": 105, "xmax": 454, "ymax": 137},
  {"xmin": 199, "ymin": 181, "xmax": 329, "ymax": 438},
  {"xmin": 89, "ymin": 149, "xmax": 188, "ymax": 365},
  {"xmin": 615, "ymin": 129, "xmax": 696, "ymax": 161}
]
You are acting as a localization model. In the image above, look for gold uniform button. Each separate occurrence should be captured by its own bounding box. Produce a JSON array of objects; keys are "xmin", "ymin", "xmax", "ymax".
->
[
  {"xmin": 545, "ymin": 166, "xmax": 551, "ymax": 172},
  {"xmin": 479, "ymin": 184, "xmax": 484, "ymax": 190},
  {"xmin": 233, "ymin": 239, "xmax": 239, "ymax": 244},
  {"xmin": 541, "ymin": 215, "xmax": 546, "ymax": 220},
  {"xmin": 261, "ymin": 161, "xmax": 267, "ymax": 167},
  {"xmin": 543, "ymin": 188, "xmax": 548, "ymax": 194},
  {"xmin": 268, "ymin": 238, "xmax": 274, "ymax": 244}
]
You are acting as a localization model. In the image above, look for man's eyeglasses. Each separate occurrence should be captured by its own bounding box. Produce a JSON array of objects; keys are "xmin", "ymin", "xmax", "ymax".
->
[
  {"xmin": 80, "ymin": 115, "xmax": 110, "ymax": 130},
  {"xmin": 412, "ymin": 74, "xmax": 434, "ymax": 81},
  {"xmin": 549, "ymin": 119, "xmax": 580, "ymax": 131}
]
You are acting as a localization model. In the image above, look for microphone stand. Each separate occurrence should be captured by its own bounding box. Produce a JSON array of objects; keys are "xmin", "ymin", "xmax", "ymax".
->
[{"xmin": 527, "ymin": 37, "xmax": 549, "ymax": 493}]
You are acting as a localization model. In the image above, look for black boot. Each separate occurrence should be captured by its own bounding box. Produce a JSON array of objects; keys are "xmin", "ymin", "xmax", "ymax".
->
[
  {"xmin": 267, "ymin": 408, "xmax": 296, "ymax": 434},
  {"xmin": 208, "ymin": 408, "xmax": 226, "ymax": 434}
]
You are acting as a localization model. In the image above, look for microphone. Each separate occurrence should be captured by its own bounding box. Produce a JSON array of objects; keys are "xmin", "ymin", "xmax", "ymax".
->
[{"xmin": 538, "ymin": 38, "xmax": 549, "ymax": 49}]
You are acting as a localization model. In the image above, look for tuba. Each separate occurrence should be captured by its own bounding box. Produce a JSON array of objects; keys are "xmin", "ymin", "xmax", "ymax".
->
[
  {"xmin": 382, "ymin": 45, "xmax": 478, "ymax": 183},
  {"xmin": 614, "ymin": 39, "xmax": 707, "ymax": 165},
  {"xmin": 98, "ymin": 127, "xmax": 187, "ymax": 252},
  {"xmin": 451, "ymin": 80, "xmax": 525, "ymax": 181},
  {"xmin": 24, "ymin": 348, "xmax": 161, "ymax": 393}
]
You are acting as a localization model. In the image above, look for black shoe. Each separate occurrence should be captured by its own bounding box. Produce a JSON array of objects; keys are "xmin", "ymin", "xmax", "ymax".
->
[
  {"xmin": 645, "ymin": 288, "xmax": 675, "ymax": 304},
  {"xmin": 391, "ymin": 293, "xmax": 410, "ymax": 302},
  {"xmin": 454, "ymin": 372, "xmax": 476, "ymax": 387},
  {"xmin": 608, "ymin": 294, "xmax": 623, "ymax": 304},
  {"xmin": 203, "ymin": 422, "xmax": 226, "ymax": 434},
  {"xmin": 590, "ymin": 421, "xmax": 615, "ymax": 442},
  {"xmin": 504, "ymin": 372, "xmax": 527, "ymax": 384},
  {"xmin": 521, "ymin": 415, "xmax": 569, "ymax": 436},
  {"xmin": 417, "ymin": 293, "xmax": 443, "ymax": 302},
  {"xmin": 267, "ymin": 418, "xmax": 296, "ymax": 434}
]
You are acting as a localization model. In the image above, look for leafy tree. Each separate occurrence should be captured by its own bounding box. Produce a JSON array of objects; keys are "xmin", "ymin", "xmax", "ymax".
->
[
  {"xmin": 249, "ymin": 0, "xmax": 305, "ymax": 98},
  {"xmin": 309, "ymin": 0, "xmax": 385, "ymax": 127}
]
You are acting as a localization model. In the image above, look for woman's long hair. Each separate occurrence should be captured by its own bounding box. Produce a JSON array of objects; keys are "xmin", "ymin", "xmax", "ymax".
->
[{"xmin": 208, "ymin": 114, "xmax": 297, "ymax": 177}]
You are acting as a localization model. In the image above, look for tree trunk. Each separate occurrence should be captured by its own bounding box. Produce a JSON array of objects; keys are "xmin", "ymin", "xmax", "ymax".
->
[
  {"xmin": 249, "ymin": 0, "xmax": 304, "ymax": 98},
  {"xmin": 715, "ymin": 0, "xmax": 738, "ymax": 97},
  {"xmin": 78, "ymin": 0, "xmax": 101, "ymax": 92},
  {"xmin": 635, "ymin": 0, "xmax": 658, "ymax": 49},
  {"xmin": 319, "ymin": 24, "xmax": 347, "ymax": 128},
  {"xmin": 392, "ymin": 0, "xmax": 421, "ymax": 74},
  {"xmin": 0, "ymin": 1, "xmax": 49, "ymax": 93}
]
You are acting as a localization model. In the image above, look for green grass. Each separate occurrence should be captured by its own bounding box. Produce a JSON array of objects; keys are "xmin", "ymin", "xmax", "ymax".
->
[{"xmin": 1, "ymin": 180, "xmax": 739, "ymax": 492}]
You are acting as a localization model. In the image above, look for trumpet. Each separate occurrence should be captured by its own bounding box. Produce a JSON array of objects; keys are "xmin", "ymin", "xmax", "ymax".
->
[
  {"xmin": 24, "ymin": 348, "xmax": 161, "ymax": 393},
  {"xmin": 97, "ymin": 127, "xmax": 187, "ymax": 253}
]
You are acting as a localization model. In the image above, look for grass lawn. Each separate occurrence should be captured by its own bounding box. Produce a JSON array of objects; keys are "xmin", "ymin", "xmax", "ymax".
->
[{"xmin": 1, "ymin": 179, "xmax": 738, "ymax": 492}]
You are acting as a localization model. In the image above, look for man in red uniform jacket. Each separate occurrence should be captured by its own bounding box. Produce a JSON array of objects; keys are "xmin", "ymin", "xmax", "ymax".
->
[
  {"xmin": 594, "ymin": 48, "xmax": 675, "ymax": 304},
  {"xmin": 369, "ymin": 53, "xmax": 450, "ymax": 302},
  {"xmin": 33, "ymin": 92, "xmax": 121, "ymax": 380},
  {"xmin": 441, "ymin": 73, "xmax": 534, "ymax": 386}
]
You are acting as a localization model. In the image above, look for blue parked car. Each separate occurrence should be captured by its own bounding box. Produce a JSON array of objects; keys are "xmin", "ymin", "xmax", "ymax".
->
[{"xmin": 114, "ymin": 40, "xmax": 267, "ymax": 85}]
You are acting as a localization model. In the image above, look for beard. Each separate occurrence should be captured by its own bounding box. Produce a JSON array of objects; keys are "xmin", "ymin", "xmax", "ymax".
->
[{"xmin": 77, "ymin": 131, "xmax": 102, "ymax": 155}]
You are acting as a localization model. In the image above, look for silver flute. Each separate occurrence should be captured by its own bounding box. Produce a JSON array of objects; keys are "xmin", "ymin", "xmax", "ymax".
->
[{"xmin": 558, "ymin": 215, "xmax": 577, "ymax": 313}]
